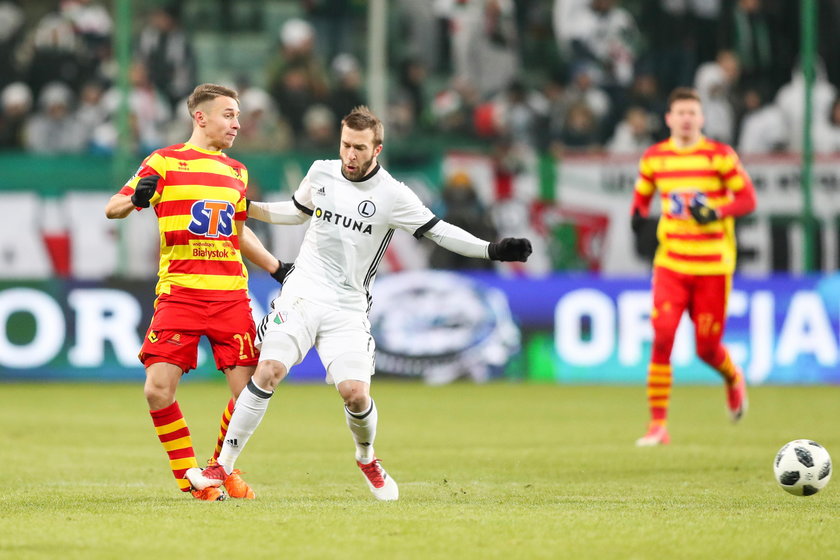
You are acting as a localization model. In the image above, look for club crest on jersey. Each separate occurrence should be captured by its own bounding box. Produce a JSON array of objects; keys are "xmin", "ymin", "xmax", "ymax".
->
[
  {"xmin": 188, "ymin": 200, "xmax": 235, "ymax": 238},
  {"xmin": 314, "ymin": 207, "xmax": 373, "ymax": 235},
  {"xmin": 148, "ymin": 331, "xmax": 159, "ymax": 343},
  {"xmin": 358, "ymin": 200, "xmax": 376, "ymax": 218}
]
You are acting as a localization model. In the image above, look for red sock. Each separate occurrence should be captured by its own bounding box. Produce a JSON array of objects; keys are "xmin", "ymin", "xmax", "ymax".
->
[{"xmin": 150, "ymin": 401, "xmax": 199, "ymax": 492}]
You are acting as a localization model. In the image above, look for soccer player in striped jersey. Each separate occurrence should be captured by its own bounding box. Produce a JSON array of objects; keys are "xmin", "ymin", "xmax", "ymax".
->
[
  {"xmin": 193, "ymin": 106, "xmax": 532, "ymax": 500},
  {"xmin": 630, "ymin": 87, "xmax": 757, "ymax": 446},
  {"xmin": 105, "ymin": 84, "xmax": 290, "ymax": 500}
]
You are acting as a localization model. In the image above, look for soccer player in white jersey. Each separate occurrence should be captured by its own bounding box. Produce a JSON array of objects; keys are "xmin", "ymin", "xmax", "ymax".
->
[{"xmin": 189, "ymin": 106, "xmax": 532, "ymax": 501}]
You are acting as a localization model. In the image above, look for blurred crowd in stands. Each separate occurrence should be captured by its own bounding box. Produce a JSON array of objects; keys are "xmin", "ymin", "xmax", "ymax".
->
[{"xmin": 2, "ymin": 0, "xmax": 840, "ymax": 158}]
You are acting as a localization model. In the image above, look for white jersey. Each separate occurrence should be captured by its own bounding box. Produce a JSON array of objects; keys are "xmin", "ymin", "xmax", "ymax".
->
[{"xmin": 281, "ymin": 160, "xmax": 438, "ymax": 312}]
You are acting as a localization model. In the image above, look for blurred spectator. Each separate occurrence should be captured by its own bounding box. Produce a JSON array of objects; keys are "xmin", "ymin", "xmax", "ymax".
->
[
  {"xmin": 266, "ymin": 17, "xmax": 330, "ymax": 135},
  {"xmin": 75, "ymin": 79, "xmax": 107, "ymax": 132},
  {"xmin": 694, "ymin": 50, "xmax": 741, "ymax": 144},
  {"xmin": 450, "ymin": 0, "xmax": 519, "ymax": 100},
  {"xmin": 390, "ymin": 56, "xmax": 428, "ymax": 136},
  {"xmin": 636, "ymin": 0, "xmax": 698, "ymax": 95},
  {"xmin": 431, "ymin": 76, "xmax": 480, "ymax": 138},
  {"xmin": 60, "ymin": 0, "xmax": 112, "ymax": 65},
  {"xmin": 626, "ymin": 72, "xmax": 667, "ymax": 140},
  {"xmin": 0, "ymin": 1, "xmax": 25, "ymax": 91},
  {"xmin": 97, "ymin": 62, "xmax": 171, "ymax": 154},
  {"xmin": 299, "ymin": 104, "xmax": 338, "ymax": 153},
  {"xmin": 606, "ymin": 106, "xmax": 654, "ymax": 155},
  {"xmin": 551, "ymin": 0, "xmax": 590, "ymax": 60},
  {"xmin": 137, "ymin": 4, "xmax": 196, "ymax": 110},
  {"xmin": 775, "ymin": 59, "xmax": 837, "ymax": 152},
  {"xmin": 492, "ymin": 80, "xmax": 550, "ymax": 151},
  {"xmin": 736, "ymin": 87, "xmax": 787, "ymax": 154},
  {"xmin": 0, "ymin": 81, "xmax": 31, "ymax": 148},
  {"xmin": 24, "ymin": 81, "xmax": 86, "ymax": 154},
  {"xmin": 232, "ymin": 87, "xmax": 290, "ymax": 153},
  {"xmin": 302, "ymin": 0, "xmax": 358, "ymax": 63},
  {"xmin": 814, "ymin": 97, "xmax": 840, "ymax": 154},
  {"xmin": 561, "ymin": 63, "xmax": 610, "ymax": 136},
  {"xmin": 327, "ymin": 53, "xmax": 365, "ymax": 123},
  {"xmin": 550, "ymin": 101, "xmax": 600, "ymax": 157},
  {"xmin": 429, "ymin": 171, "xmax": 497, "ymax": 271},
  {"xmin": 718, "ymin": 0, "xmax": 790, "ymax": 97},
  {"xmin": 395, "ymin": 0, "xmax": 446, "ymax": 73},
  {"xmin": 20, "ymin": 12, "xmax": 93, "ymax": 99},
  {"xmin": 568, "ymin": 0, "xmax": 639, "ymax": 91}
]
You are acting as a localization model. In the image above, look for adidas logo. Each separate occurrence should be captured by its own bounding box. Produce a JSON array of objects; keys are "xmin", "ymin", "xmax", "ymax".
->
[
  {"xmin": 314, "ymin": 185, "xmax": 326, "ymax": 196},
  {"xmin": 226, "ymin": 438, "xmax": 238, "ymax": 447}
]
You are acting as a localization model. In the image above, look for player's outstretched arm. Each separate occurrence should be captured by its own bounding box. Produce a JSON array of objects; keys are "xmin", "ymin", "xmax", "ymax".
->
[
  {"xmin": 422, "ymin": 220, "xmax": 532, "ymax": 262},
  {"xmin": 239, "ymin": 223, "xmax": 292, "ymax": 283},
  {"xmin": 247, "ymin": 199, "xmax": 310, "ymax": 225},
  {"xmin": 104, "ymin": 194, "xmax": 136, "ymax": 219}
]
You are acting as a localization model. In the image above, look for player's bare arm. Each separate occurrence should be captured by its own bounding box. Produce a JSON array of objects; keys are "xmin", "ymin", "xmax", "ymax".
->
[
  {"xmin": 239, "ymin": 223, "xmax": 291, "ymax": 282},
  {"xmin": 104, "ymin": 193, "xmax": 135, "ymax": 219}
]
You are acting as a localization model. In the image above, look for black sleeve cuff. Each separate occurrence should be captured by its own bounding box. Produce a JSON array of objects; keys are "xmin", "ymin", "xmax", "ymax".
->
[
  {"xmin": 293, "ymin": 195, "xmax": 313, "ymax": 216},
  {"xmin": 413, "ymin": 217, "xmax": 440, "ymax": 239}
]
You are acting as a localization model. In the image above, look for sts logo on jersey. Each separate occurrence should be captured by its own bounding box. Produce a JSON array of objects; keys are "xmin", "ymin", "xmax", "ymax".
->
[{"xmin": 188, "ymin": 200, "xmax": 235, "ymax": 238}]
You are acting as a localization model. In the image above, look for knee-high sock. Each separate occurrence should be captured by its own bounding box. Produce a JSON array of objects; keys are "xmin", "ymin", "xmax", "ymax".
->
[
  {"xmin": 217, "ymin": 380, "xmax": 273, "ymax": 473},
  {"xmin": 150, "ymin": 401, "xmax": 198, "ymax": 492},
  {"xmin": 714, "ymin": 349, "xmax": 740, "ymax": 385},
  {"xmin": 646, "ymin": 363, "xmax": 672, "ymax": 426},
  {"xmin": 212, "ymin": 398, "xmax": 236, "ymax": 461},
  {"xmin": 345, "ymin": 399, "xmax": 377, "ymax": 463}
]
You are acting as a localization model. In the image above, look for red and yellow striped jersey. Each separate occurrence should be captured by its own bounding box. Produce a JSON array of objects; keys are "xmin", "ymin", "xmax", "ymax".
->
[
  {"xmin": 119, "ymin": 143, "xmax": 250, "ymax": 300},
  {"xmin": 634, "ymin": 137, "xmax": 753, "ymax": 275}
]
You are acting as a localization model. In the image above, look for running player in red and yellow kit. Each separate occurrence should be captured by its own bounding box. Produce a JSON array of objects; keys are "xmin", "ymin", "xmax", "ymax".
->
[
  {"xmin": 105, "ymin": 84, "xmax": 288, "ymax": 499},
  {"xmin": 630, "ymin": 87, "xmax": 757, "ymax": 446}
]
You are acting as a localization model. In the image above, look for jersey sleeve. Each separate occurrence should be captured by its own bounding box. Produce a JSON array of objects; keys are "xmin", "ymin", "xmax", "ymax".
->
[
  {"xmin": 390, "ymin": 182, "xmax": 438, "ymax": 237},
  {"xmin": 717, "ymin": 143, "xmax": 750, "ymax": 192},
  {"xmin": 291, "ymin": 171, "xmax": 314, "ymax": 213},
  {"xmin": 234, "ymin": 168, "xmax": 249, "ymax": 221},
  {"xmin": 633, "ymin": 150, "xmax": 656, "ymax": 197},
  {"xmin": 117, "ymin": 151, "xmax": 167, "ymax": 207}
]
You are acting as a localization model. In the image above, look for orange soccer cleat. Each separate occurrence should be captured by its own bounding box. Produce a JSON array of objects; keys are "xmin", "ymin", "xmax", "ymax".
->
[
  {"xmin": 635, "ymin": 423, "xmax": 670, "ymax": 446},
  {"xmin": 190, "ymin": 487, "xmax": 227, "ymax": 501},
  {"xmin": 204, "ymin": 460, "xmax": 255, "ymax": 499}
]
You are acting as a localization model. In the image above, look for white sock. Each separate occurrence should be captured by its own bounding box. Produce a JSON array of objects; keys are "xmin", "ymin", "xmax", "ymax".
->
[
  {"xmin": 345, "ymin": 399, "xmax": 377, "ymax": 464},
  {"xmin": 217, "ymin": 380, "xmax": 273, "ymax": 472}
]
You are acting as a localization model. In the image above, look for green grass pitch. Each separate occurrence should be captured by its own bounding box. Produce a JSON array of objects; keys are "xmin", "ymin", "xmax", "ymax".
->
[{"xmin": 2, "ymin": 381, "xmax": 839, "ymax": 559}]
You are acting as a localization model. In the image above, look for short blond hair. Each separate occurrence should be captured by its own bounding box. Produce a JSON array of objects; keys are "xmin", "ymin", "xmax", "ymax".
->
[
  {"xmin": 187, "ymin": 83, "xmax": 239, "ymax": 116},
  {"xmin": 341, "ymin": 105, "xmax": 384, "ymax": 146}
]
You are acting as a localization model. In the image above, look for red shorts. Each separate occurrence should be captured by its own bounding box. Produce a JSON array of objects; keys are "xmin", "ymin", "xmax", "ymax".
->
[
  {"xmin": 652, "ymin": 266, "xmax": 731, "ymax": 337},
  {"xmin": 139, "ymin": 295, "xmax": 259, "ymax": 374}
]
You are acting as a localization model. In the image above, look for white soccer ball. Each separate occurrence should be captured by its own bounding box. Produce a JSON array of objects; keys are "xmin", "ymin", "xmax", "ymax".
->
[{"xmin": 773, "ymin": 439, "xmax": 832, "ymax": 496}]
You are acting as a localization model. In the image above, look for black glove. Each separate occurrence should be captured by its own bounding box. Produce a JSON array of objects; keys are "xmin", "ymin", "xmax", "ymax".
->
[
  {"xmin": 131, "ymin": 175, "xmax": 159, "ymax": 208},
  {"xmin": 631, "ymin": 210, "xmax": 645, "ymax": 234},
  {"xmin": 488, "ymin": 238, "xmax": 532, "ymax": 262},
  {"xmin": 270, "ymin": 261, "xmax": 293, "ymax": 283},
  {"xmin": 689, "ymin": 195, "xmax": 719, "ymax": 225}
]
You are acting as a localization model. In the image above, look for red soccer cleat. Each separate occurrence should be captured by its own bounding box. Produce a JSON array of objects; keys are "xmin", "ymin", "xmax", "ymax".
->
[
  {"xmin": 727, "ymin": 369, "xmax": 748, "ymax": 423},
  {"xmin": 636, "ymin": 423, "xmax": 670, "ymax": 446},
  {"xmin": 357, "ymin": 457, "xmax": 399, "ymax": 501},
  {"xmin": 190, "ymin": 487, "xmax": 227, "ymax": 501}
]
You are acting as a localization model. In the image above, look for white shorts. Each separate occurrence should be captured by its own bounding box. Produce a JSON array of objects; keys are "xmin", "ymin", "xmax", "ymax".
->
[{"xmin": 255, "ymin": 294, "xmax": 375, "ymax": 385}]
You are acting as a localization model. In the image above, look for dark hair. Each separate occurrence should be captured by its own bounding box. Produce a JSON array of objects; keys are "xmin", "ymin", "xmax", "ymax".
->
[
  {"xmin": 187, "ymin": 83, "xmax": 239, "ymax": 116},
  {"xmin": 667, "ymin": 87, "xmax": 701, "ymax": 110},
  {"xmin": 341, "ymin": 105, "xmax": 384, "ymax": 146}
]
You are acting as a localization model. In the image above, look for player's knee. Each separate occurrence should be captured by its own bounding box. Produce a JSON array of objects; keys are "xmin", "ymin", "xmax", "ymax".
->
[
  {"xmin": 696, "ymin": 342, "xmax": 721, "ymax": 366},
  {"xmin": 143, "ymin": 378, "xmax": 174, "ymax": 408},
  {"xmin": 254, "ymin": 359, "xmax": 288, "ymax": 391},
  {"xmin": 339, "ymin": 381, "xmax": 370, "ymax": 411}
]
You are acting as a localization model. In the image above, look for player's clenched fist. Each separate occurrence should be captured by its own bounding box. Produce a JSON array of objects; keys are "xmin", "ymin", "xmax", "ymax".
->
[
  {"xmin": 488, "ymin": 238, "xmax": 532, "ymax": 262},
  {"xmin": 131, "ymin": 175, "xmax": 160, "ymax": 208}
]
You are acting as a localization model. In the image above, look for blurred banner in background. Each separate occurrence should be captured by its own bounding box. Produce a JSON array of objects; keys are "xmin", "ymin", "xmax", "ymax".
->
[{"xmin": 3, "ymin": 271, "xmax": 839, "ymax": 384}]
